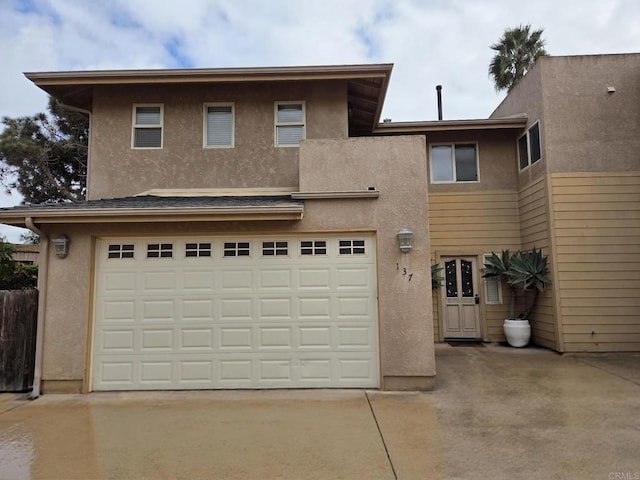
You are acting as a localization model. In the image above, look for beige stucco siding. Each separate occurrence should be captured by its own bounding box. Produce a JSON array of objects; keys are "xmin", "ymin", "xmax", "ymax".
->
[
  {"xmin": 299, "ymin": 136, "xmax": 434, "ymax": 381},
  {"xmin": 428, "ymin": 190, "xmax": 520, "ymax": 342},
  {"xmin": 541, "ymin": 55, "xmax": 640, "ymax": 174},
  {"xmin": 88, "ymin": 81, "xmax": 348, "ymax": 199},
  {"xmin": 39, "ymin": 135, "xmax": 435, "ymax": 392},
  {"xmin": 551, "ymin": 172, "xmax": 640, "ymax": 352}
]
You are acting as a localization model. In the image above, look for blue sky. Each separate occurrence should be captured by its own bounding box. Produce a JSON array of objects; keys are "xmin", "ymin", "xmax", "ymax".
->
[{"xmin": 1, "ymin": 0, "xmax": 640, "ymax": 241}]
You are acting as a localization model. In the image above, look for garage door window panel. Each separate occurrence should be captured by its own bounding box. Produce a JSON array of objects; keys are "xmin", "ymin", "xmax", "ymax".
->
[
  {"xmin": 300, "ymin": 240, "xmax": 327, "ymax": 256},
  {"xmin": 108, "ymin": 244, "xmax": 135, "ymax": 259},
  {"xmin": 263, "ymin": 241, "xmax": 288, "ymax": 256},
  {"xmin": 147, "ymin": 243, "xmax": 173, "ymax": 258},
  {"xmin": 224, "ymin": 242, "xmax": 250, "ymax": 257},
  {"xmin": 339, "ymin": 240, "xmax": 366, "ymax": 255},
  {"xmin": 186, "ymin": 243, "xmax": 212, "ymax": 258}
]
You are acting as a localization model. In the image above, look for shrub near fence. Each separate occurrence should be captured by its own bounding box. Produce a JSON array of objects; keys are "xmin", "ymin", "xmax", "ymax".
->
[{"xmin": 0, "ymin": 289, "xmax": 38, "ymax": 392}]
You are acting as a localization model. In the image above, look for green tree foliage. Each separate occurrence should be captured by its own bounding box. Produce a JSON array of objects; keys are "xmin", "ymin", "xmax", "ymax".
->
[
  {"xmin": 19, "ymin": 231, "xmax": 40, "ymax": 245},
  {"xmin": 489, "ymin": 24, "xmax": 547, "ymax": 92},
  {"xmin": 0, "ymin": 96, "xmax": 88, "ymax": 204},
  {"xmin": 0, "ymin": 238, "xmax": 38, "ymax": 290}
]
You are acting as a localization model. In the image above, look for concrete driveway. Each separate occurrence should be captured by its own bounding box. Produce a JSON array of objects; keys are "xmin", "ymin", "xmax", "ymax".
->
[{"xmin": 1, "ymin": 344, "xmax": 639, "ymax": 480}]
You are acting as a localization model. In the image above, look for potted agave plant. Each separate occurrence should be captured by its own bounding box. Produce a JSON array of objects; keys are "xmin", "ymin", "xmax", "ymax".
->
[{"xmin": 483, "ymin": 247, "xmax": 550, "ymax": 347}]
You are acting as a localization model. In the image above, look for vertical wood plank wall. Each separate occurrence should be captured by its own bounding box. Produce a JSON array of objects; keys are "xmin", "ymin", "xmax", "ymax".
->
[
  {"xmin": 519, "ymin": 177, "xmax": 557, "ymax": 350},
  {"xmin": 550, "ymin": 172, "xmax": 640, "ymax": 352},
  {"xmin": 428, "ymin": 191, "xmax": 521, "ymax": 341}
]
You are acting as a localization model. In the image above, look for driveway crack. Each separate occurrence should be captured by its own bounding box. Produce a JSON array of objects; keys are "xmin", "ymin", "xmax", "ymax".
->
[{"xmin": 365, "ymin": 391, "xmax": 397, "ymax": 480}]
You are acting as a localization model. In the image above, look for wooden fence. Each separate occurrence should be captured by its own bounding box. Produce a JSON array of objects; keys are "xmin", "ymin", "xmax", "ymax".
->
[{"xmin": 0, "ymin": 289, "xmax": 38, "ymax": 392}]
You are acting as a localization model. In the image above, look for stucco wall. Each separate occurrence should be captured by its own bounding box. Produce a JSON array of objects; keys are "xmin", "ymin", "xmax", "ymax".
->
[
  {"xmin": 490, "ymin": 60, "xmax": 546, "ymax": 189},
  {"xmin": 88, "ymin": 80, "xmax": 349, "ymax": 199},
  {"xmin": 492, "ymin": 54, "xmax": 640, "ymax": 175},
  {"xmin": 300, "ymin": 136, "xmax": 434, "ymax": 383},
  {"xmin": 540, "ymin": 54, "xmax": 640, "ymax": 173},
  {"xmin": 40, "ymin": 135, "xmax": 435, "ymax": 391}
]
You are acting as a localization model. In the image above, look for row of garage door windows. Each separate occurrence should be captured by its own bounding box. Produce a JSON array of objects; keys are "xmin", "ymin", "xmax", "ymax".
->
[{"xmin": 107, "ymin": 239, "xmax": 367, "ymax": 260}]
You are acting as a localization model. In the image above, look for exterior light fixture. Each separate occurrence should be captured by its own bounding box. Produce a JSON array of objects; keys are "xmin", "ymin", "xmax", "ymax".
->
[
  {"xmin": 397, "ymin": 228, "xmax": 413, "ymax": 253},
  {"xmin": 52, "ymin": 235, "xmax": 70, "ymax": 258}
]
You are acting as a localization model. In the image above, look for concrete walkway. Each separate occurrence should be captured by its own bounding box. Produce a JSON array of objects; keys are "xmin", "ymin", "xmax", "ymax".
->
[{"xmin": 0, "ymin": 344, "xmax": 638, "ymax": 479}]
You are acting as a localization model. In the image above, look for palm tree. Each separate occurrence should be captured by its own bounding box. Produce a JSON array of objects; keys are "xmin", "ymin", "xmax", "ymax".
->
[{"xmin": 489, "ymin": 24, "xmax": 547, "ymax": 92}]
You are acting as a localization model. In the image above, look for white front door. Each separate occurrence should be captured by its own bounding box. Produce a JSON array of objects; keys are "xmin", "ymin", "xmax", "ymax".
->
[
  {"xmin": 442, "ymin": 256, "xmax": 481, "ymax": 339},
  {"xmin": 91, "ymin": 235, "xmax": 379, "ymax": 391}
]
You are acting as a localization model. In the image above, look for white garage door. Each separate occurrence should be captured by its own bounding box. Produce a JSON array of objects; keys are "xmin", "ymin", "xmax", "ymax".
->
[{"xmin": 91, "ymin": 235, "xmax": 379, "ymax": 390}]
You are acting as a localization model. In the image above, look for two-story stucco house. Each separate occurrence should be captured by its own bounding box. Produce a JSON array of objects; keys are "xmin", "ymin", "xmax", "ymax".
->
[
  {"xmin": 1, "ymin": 53, "xmax": 638, "ymax": 396},
  {"xmin": 1, "ymin": 64, "xmax": 438, "ymax": 395}
]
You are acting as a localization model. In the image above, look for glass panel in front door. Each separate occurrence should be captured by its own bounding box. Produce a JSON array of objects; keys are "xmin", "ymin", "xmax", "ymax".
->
[
  {"xmin": 445, "ymin": 260, "xmax": 458, "ymax": 297},
  {"xmin": 460, "ymin": 260, "xmax": 473, "ymax": 297}
]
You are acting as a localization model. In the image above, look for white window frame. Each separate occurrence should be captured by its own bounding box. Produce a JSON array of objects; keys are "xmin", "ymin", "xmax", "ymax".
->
[
  {"xmin": 274, "ymin": 101, "xmax": 306, "ymax": 147},
  {"xmin": 517, "ymin": 121, "xmax": 542, "ymax": 171},
  {"xmin": 429, "ymin": 142, "xmax": 480, "ymax": 184},
  {"xmin": 203, "ymin": 102, "xmax": 234, "ymax": 148},
  {"xmin": 132, "ymin": 104, "xmax": 163, "ymax": 149},
  {"xmin": 482, "ymin": 253, "xmax": 503, "ymax": 305}
]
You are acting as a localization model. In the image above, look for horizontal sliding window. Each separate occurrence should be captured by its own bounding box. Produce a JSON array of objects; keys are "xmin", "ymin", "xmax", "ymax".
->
[{"xmin": 430, "ymin": 143, "xmax": 478, "ymax": 183}]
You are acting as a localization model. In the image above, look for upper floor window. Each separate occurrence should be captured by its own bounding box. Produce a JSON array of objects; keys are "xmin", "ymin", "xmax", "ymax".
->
[
  {"xmin": 518, "ymin": 121, "xmax": 541, "ymax": 170},
  {"xmin": 275, "ymin": 102, "xmax": 305, "ymax": 147},
  {"xmin": 430, "ymin": 143, "xmax": 479, "ymax": 183},
  {"xmin": 132, "ymin": 104, "xmax": 163, "ymax": 149},
  {"xmin": 204, "ymin": 103, "xmax": 234, "ymax": 148}
]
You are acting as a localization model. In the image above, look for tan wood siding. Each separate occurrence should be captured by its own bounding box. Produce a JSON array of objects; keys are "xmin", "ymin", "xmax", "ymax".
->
[
  {"xmin": 550, "ymin": 172, "xmax": 640, "ymax": 352},
  {"xmin": 429, "ymin": 191, "xmax": 521, "ymax": 342},
  {"xmin": 519, "ymin": 177, "xmax": 557, "ymax": 350}
]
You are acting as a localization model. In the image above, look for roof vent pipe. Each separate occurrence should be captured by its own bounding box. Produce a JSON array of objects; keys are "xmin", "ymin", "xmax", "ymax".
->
[{"xmin": 436, "ymin": 85, "xmax": 443, "ymax": 120}]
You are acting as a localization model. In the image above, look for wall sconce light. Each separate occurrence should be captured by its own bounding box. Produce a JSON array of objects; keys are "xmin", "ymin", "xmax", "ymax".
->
[
  {"xmin": 397, "ymin": 228, "xmax": 413, "ymax": 253},
  {"xmin": 52, "ymin": 235, "xmax": 70, "ymax": 258}
]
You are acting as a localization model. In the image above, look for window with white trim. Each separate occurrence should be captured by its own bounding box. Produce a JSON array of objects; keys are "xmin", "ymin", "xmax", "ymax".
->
[
  {"xmin": 275, "ymin": 102, "xmax": 305, "ymax": 146},
  {"xmin": 204, "ymin": 103, "xmax": 234, "ymax": 147},
  {"xmin": 482, "ymin": 254, "xmax": 503, "ymax": 304},
  {"xmin": 132, "ymin": 104, "xmax": 163, "ymax": 148},
  {"xmin": 518, "ymin": 122, "xmax": 541, "ymax": 170},
  {"xmin": 430, "ymin": 143, "xmax": 479, "ymax": 183}
]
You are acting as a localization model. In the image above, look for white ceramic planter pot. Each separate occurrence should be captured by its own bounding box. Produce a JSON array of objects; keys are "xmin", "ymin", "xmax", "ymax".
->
[{"xmin": 503, "ymin": 319, "xmax": 531, "ymax": 347}]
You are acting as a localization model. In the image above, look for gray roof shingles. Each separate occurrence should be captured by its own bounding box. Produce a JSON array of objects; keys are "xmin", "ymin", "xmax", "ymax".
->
[{"xmin": 0, "ymin": 195, "xmax": 303, "ymax": 212}]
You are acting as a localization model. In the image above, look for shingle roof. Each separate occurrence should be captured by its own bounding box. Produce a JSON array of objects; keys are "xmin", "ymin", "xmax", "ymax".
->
[
  {"xmin": 0, "ymin": 195, "xmax": 305, "ymax": 226},
  {"xmin": 0, "ymin": 195, "xmax": 302, "ymax": 211}
]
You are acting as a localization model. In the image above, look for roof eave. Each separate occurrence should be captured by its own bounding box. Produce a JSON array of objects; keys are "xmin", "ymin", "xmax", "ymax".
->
[
  {"xmin": 372, "ymin": 116, "xmax": 528, "ymax": 134},
  {"xmin": 24, "ymin": 63, "xmax": 394, "ymax": 86},
  {"xmin": 0, "ymin": 205, "xmax": 305, "ymax": 226}
]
